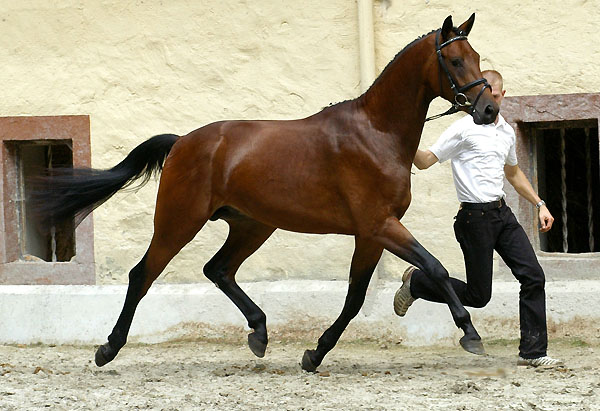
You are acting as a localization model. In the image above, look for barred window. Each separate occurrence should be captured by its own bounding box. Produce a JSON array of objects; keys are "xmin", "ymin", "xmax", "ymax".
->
[
  {"xmin": 535, "ymin": 123, "xmax": 599, "ymax": 253},
  {"xmin": 0, "ymin": 116, "xmax": 95, "ymax": 284},
  {"xmin": 501, "ymin": 93, "xmax": 600, "ymax": 279}
]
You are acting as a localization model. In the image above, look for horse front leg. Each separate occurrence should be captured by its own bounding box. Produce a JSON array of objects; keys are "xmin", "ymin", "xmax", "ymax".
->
[
  {"xmin": 301, "ymin": 237, "xmax": 383, "ymax": 372},
  {"xmin": 375, "ymin": 218, "xmax": 485, "ymax": 355}
]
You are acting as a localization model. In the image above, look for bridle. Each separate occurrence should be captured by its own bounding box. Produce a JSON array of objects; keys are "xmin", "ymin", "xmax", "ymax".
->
[{"xmin": 425, "ymin": 29, "xmax": 491, "ymax": 122}]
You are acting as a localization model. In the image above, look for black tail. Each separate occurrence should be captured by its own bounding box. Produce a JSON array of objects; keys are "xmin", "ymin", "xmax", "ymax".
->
[{"xmin": 31, "ymin": 134, "xmax": 179, "ymax": 227}]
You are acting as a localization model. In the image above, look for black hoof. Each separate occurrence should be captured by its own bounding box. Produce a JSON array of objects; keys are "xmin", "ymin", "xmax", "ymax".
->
[
  {"xmin": 248, "ymin": 332, "xmax": 267, "ymax": 358},
  {"xmin": 301, "ymin": 350, "xmax": 319, "ymax": 372},
  {"xmin": 459, "ymin": 335, "xmax": 486, "ymax": 355},
  {"xmin": 94, "ymin": 342, "xmax": 117, "ymax": 367}
]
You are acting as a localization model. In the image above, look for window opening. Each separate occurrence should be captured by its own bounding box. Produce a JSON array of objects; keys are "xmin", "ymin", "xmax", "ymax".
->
[{"xmin": 536, "ymin": 123, "xmax": 599, "ymax": 253}]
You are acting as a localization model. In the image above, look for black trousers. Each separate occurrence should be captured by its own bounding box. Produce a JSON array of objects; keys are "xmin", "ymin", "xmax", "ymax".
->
[{"xmin": 410, "ymin": 201, "xmax": 548, "ymax": 359}]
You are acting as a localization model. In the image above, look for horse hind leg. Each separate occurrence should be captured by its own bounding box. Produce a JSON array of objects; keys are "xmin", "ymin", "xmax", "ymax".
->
[
  {"xmin": 95, "ymin": 173, "xmax": 211, "ymax": 366},
  {"xmin": 203, "ymin": 215, "xmax": 275, "ymax": 358},
  {"xmin": 95, "ymin": 218, "xmax": 208, "ymax": 366},
  {"xmin": 302, "ymin": 237, "xmax": 383, "ymax": 372}
]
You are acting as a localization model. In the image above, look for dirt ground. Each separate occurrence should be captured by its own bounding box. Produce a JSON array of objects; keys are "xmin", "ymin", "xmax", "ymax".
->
[{"xmin": 1, "ymin": 338, "xmax": 599, "ymax": 411}]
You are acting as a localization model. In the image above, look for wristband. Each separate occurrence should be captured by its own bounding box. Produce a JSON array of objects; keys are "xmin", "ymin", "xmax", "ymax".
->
[{"xmin": 535, "ymin": 200, "xmax": 546, "ymax": 209}]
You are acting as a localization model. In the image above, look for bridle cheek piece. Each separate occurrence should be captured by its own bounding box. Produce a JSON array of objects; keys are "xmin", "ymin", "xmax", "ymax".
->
[{"xmin": 426, "ymin": 29, "xmax": 491, "ymax": 122}]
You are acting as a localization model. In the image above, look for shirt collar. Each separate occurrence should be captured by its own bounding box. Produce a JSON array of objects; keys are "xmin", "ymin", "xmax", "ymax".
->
[
  {"xmin": 495, "ymin": 114, "xmax": 508, "ymax": 129},
  {"xmin": 463, "ymin": 113, "xmax": 508, "ymax": 129},
  {"xmin": 478, "ymin": 113, "xmax": 508, "ymax": 129}
]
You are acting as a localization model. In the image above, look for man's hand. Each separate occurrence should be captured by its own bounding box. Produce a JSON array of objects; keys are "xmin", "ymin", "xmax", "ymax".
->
[
  {"xmin": 504, "ymin": 164, "xmax": 554, "ymax": 232},
  {"xmin": 538, "ymin": 205, "xmax": 554, "ymax": 232}
]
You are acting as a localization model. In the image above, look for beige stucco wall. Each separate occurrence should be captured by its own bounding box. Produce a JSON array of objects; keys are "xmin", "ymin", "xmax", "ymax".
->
[{"xmin": 1, "ymin": 1, "xmax": 598, "ymax": 284}]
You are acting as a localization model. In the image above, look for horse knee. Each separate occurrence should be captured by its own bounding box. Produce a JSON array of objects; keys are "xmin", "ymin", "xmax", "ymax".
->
[{"xmin": 426, "ymin": 261, "xmax": 450, "ymax": 284}]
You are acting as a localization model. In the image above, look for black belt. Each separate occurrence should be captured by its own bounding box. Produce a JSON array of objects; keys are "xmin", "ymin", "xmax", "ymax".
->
[{"xmin": 460, "ymin": 198, "xmax": 505, "ymax": 211}]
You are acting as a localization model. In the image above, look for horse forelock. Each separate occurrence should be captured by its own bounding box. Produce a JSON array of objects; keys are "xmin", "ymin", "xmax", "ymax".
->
[{"xmin": 451, "ymin": 26, "xmax": 469, "ymax": 37}]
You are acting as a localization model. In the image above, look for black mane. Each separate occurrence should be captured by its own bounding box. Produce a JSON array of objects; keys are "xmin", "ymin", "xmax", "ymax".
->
[
  {"xmin": 325, "ymin": 27, "xmax": 468, "ymax": 109},
  {"xmin": 373, "ymin": 28, "xmax": 439, "ymax": 86}
]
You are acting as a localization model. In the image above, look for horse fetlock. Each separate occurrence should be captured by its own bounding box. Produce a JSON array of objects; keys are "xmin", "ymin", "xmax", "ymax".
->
[
  {"xmin": 108, "ymin": 329, "xmax": 128, "ymax": 350},
  {"xmin": 449, "ymin": 306, "xmax": 472, "ymax": 329},
  {"xmin": 461, "ymin": 321, "xmax": 480, "ymax": 338},
  {"xmin": 316, "ymin": 333, "xmax": 338, "ymax": 354},
  {"xmin": 247, "ymin": 311, "xmax": 267, "ymax": 331}
]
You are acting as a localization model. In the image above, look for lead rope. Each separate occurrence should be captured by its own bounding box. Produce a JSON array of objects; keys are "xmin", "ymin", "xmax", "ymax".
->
[
  {"xmin": 560, "ymin": 129, "xmax": 568, "ymax": 253},
  {"xmin": 585, "ymin": 128, "xmax": 595, "ymax": 252},
  {"xmin": 425, "ymin": 105, "xmax": 460, "ymax": 122}
]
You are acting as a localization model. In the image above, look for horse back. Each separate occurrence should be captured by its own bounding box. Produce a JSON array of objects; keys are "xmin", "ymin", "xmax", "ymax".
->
[{"xmin": 164, "ymin": 108, "xmax": 413, "ymax": 235}]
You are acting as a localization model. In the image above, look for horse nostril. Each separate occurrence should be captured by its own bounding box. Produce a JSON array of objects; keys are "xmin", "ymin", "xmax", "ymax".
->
[{"xmin": 485, "ymin": 105, "xmax": 494, "ymax": 115}]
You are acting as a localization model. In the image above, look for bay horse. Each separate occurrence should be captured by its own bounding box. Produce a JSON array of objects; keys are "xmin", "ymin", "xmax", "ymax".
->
[{"xmin": 34, "ymin": 14, "xmax": 498, "ymax": 372}]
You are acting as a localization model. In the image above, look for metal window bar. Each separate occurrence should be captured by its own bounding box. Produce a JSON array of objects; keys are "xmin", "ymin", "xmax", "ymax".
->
[
  {"xmin": 585, "ymin": 128, "xmax": 595, "ymax": 252},
  {"xmin": 47, "ymin": 145, "xmax": 58, "ymax": 262},
  {"xmin": 560, "ymin": 128, "xmax": 568, "ymax": 253},
  {"xmin": 15, "ymin": 146, "xmax": 26, "ymax": 259}
]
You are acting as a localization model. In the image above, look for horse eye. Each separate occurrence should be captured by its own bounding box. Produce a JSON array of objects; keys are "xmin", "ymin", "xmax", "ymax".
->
[{"xmin": 451, "ymin": 59, "xmax": 463, "ymax": 68}]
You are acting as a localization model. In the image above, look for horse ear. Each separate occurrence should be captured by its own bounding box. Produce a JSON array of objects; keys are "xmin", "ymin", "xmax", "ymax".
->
[
  {"xmin": 458, "ymin": 13, "xmax": 476, "ymax": 36},
  {"xmin": 441, "ymin": 16, "xmax": 453, "ymax": 40}
]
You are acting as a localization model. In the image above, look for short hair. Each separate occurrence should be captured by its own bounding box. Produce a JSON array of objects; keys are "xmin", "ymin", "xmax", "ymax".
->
[{"xmin": 482, "ymin": 70, "xmax": 503, "ymax": 90}]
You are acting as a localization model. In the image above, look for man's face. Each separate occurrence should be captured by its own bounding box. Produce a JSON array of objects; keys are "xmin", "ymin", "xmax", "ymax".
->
[{"xmin": 488, "ymin": 79, "xmax": 506, "ymax": 108}]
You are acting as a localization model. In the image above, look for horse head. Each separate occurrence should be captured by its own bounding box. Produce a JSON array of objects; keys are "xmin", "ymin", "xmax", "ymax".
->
[{"xmin": 433, "ymin": 14, "xmax": 498, "ymax": 125}]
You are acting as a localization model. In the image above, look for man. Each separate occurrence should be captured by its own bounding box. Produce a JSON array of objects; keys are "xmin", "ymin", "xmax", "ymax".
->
[{"xmin": 394, "ymin": 70, "xmax": 563, "ymax": 367}]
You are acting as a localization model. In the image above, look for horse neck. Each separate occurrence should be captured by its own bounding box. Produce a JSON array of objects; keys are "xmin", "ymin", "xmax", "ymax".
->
[{"xmin": 360, "ymin": 35, "xmax": 436, "ymax": 140}]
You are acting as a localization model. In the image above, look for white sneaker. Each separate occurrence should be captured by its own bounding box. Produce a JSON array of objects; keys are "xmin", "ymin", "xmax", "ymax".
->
[
  {"xmin": 517, "ymin": 355, "xmax": 564, "ymax": 368},
  {"xmin": 393, "ymin": 266, "xmax": 416, "ymax": 317}
]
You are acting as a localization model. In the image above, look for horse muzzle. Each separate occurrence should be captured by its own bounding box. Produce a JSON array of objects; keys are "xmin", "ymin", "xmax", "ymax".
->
[{"xmin": 471, "ymin": 101, "xmax": 499, "ymax": 125}]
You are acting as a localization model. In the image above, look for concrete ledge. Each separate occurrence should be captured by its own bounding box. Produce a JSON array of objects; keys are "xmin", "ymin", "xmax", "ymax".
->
[{"xmin": 1, "ymin": 280, "xmax": 599, "ymax": 346}]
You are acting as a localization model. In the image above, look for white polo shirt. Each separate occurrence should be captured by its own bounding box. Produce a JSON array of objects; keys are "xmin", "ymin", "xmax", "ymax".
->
[{"xmin": 429, "ymin": 114, "xmax": 518, "ymax": 203}]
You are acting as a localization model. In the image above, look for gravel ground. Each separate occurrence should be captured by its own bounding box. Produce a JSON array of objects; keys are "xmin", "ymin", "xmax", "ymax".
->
[{"xmin": 1, "ymin": 338, "xmax": 599, "ymax": 410}]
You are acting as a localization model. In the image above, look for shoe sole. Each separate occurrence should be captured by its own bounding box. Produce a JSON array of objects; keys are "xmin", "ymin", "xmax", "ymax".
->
[
  {"xmin": 394, "ymin": 266, "xmax": 416, "ymax": 316},
  {"xmin": 517, "ymin": 359, "xmax": 565, "ymax": 368}
]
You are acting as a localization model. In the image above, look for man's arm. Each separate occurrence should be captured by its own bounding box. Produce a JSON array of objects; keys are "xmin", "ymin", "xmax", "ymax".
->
[
  {"xmin": 504, "ymin": 164, "xmax": 554, "ymax": 232},
  {"xmin": 413, "ymin": 149, "xmax": 439, "ymax": 170}
]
